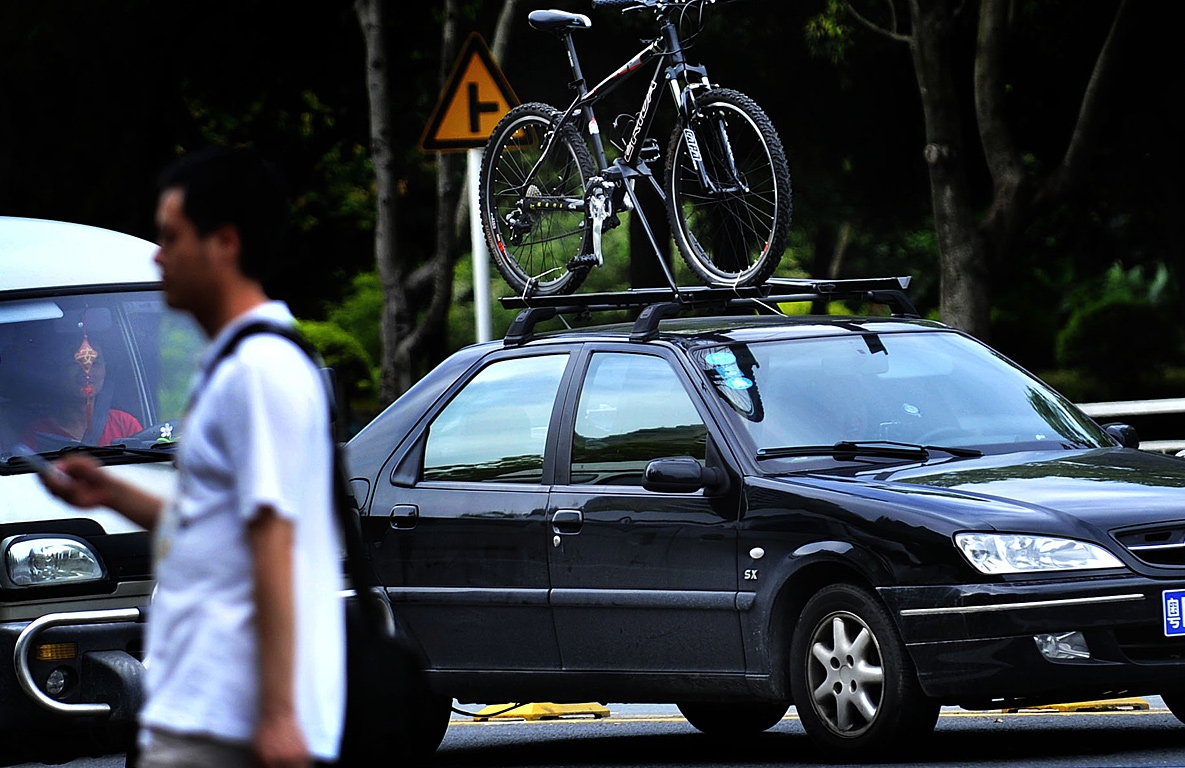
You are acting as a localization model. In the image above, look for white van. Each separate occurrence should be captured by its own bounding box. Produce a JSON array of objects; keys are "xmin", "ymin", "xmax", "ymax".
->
[{"xmin": 0, "ymin": 217, "xmax": 204, "ymax": 757}]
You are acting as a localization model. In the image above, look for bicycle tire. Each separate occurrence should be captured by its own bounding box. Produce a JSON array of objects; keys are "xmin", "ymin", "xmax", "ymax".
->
[
  {"xmin": 665, "ymin": 88, "xmax": 792, "ymax": 287},
  {"xmin": 479, "ymin": 103, "xmax": 595, "ymax": 297}
]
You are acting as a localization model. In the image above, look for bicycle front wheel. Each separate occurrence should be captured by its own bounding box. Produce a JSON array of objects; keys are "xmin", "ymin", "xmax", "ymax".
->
[
  {"xmin": 479, "ymin": 103, "xmax": 594, "ymax": 297},
  {"xmin": 666, "ymin": 88, "xmax": 792, "ymax": 287}
]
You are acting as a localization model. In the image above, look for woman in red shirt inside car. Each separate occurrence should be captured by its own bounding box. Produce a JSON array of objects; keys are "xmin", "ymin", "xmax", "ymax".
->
[{"xmin": 22, "ymin": 333, "xmax": 142, "ymax": 448}]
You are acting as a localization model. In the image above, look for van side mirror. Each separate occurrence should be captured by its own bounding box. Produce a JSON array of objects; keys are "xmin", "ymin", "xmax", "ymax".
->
[
  {"xmin": 643, "ymin": 457, "xmax": 728, "ymax": 494},
  {"xmin": 1103, "ymin": 422, "xmax": 1140, "ymax": 449}
]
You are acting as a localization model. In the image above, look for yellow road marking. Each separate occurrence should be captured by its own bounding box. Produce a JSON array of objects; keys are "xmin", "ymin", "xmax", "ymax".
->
[{"xmin": 450, "ymin": 706, "xmax": 1175, "ymax": 727}]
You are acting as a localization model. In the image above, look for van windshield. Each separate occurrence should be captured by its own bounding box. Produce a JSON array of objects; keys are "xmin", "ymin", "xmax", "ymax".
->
[{"xmin": 0, "ymin": 290, "xmax": 205, "ymax": 461}]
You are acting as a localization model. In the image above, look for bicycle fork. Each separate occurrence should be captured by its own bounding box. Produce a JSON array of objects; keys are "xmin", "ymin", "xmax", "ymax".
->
[{"xmin": 683, "ymin": 115, "xmax": 748, "ymax": 196}]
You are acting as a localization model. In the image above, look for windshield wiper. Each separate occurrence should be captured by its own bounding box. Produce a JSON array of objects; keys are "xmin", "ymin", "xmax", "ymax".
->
[
  {"xmin": 756, "ymin": 440, "xmax": 982, "ymax": 462},
  {"xmin": 3, "ymin": 443, "xmax": 173, "ymax": 470}
]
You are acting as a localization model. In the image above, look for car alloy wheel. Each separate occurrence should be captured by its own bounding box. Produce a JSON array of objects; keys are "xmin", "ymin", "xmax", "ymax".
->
[
  {"xmin": 789, "ymin": 583, "xmax": 938, "ymax": 758},
  {"xmin": 806, "ymin": 609, "xmax": 883, "ymax": 736}
]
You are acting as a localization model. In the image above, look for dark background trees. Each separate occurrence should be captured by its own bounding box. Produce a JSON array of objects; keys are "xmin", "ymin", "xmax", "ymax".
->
[{"xmin": 1, "ymin": 0, "xmax": 1179, "ymax": 413}]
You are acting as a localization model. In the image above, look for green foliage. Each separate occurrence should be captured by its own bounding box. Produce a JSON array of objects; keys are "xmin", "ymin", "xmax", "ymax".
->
[
  {"xmin": 185, "ymin": 90, "xmax": 375, "ymax": 235},
  {"xmin": 297, "ymin": 319, "xmax": 379, "ymax": 413},
  {"xmin": 327, "ymin": 271, "xmax": 385, "ymax": 368},
  {"xmin": 804, "ymin": 1, "xmax": 854, "ymax": 63},
  {"xmin": 1065, "ymin": 261, "xmax": 1176, "ymax": 309},
  {"xmin": 157, "ymin": 316, "xmax": 208, "ymax": 420},
  {"xmin": 450, "ymin": 222, "xmax": 636, "ymax": 349},
  {"xmin": 1048, "ymin": 262, "xmax": 1183, "ymax": 399}
]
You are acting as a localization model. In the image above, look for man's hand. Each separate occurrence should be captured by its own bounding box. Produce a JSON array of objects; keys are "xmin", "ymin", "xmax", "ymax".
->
[
  {"xmin": 39, "ymin": 454, "xmax": 164, "ymax": 530},
  {"xmin": 40, "ymin": 455, "xmax": 111, "ymax": 508},
  {"xmin": 254, "ymin": 710, "xmax": 310, "ymax": 768}
]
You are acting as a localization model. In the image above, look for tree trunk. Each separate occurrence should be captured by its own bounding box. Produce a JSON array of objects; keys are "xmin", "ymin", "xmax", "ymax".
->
[
  {"xmin": 908, "ymin": 0, "xmax": 990, "ymax": 339},
  {"xmin": 354, "ymin": 0, "xmax": 408, "ymax": 403},
  {"xmin": 837, "ymin": 0, "xmax": 1133, "ymax": 341},
  {"xmin": 409, "ymin": 0, "xmax": 464, "ymax": 382}
]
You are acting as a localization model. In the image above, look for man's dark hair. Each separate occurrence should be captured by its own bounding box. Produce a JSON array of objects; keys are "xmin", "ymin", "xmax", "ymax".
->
[{"xmin": 156, "ymin": 147, "xmax": 290, "ymax": 284}]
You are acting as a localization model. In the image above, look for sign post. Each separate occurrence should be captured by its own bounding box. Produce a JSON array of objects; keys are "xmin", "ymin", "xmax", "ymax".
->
[
  {"xmin": 466, "ymin": 146, "xmax": 491, "ymax": 343},
  {"xmin": 421, "ymin": 33, "xmax": 518, "ymax": 344}
]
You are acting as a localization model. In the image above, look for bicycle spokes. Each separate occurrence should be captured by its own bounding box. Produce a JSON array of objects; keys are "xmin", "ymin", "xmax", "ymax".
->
[
  {"xmin": 480, "ymin": 104, "xmax": 596, "ymax": 296},
  {"xmin": 668, "ymin": 91, "xmax": 789, "ymax": 286}
]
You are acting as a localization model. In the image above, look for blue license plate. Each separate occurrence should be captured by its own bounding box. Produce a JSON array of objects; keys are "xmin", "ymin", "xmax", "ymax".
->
[{"xmin": 1164, "ymin": 589, "xmax": 1185, "ymax": 636}]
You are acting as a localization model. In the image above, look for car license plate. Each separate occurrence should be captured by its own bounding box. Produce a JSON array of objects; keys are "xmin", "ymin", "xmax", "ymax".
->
[{"xmin": 1164, "ymin": 589, "xmax": 1185, "ymax": 636}]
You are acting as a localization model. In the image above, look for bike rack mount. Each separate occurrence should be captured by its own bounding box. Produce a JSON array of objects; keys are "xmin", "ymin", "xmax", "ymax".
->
[{"xmin": 500, "ymin": 276, "xmax": 916, "ymax": 346}]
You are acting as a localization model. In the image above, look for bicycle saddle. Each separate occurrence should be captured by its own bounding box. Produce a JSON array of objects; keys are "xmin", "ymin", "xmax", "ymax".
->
[{"xmin": 527, "ymin": 10, "xmax": 592, "ymax": 32}]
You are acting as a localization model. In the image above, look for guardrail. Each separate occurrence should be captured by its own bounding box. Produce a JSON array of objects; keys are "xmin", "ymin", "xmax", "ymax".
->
[{"xmin": 1077, "ymin": 398, "xmax": 1185, "ymax": 454}]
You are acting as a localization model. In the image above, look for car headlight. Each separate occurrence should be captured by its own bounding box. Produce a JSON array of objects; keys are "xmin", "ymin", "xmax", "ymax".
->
[
  {"xmin": 954, "ymin": 532, "xmax": 1123, "ymax": 575},
  {"xmin": 2, "ymin": 535, "xmax": 105, "ymax": 587}
]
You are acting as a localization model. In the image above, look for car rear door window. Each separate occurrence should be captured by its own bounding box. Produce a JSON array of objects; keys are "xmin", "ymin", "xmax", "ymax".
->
[
  {"xmin": 570, "ymin": 353, "xmax": 706, "ymax": 485},
  {"xmin": 422, "ymin": 354, "xmax": 568, "ymax": 483}
]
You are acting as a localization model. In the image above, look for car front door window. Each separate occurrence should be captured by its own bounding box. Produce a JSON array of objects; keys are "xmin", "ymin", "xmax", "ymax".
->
[{"xmin": 570, "ymin": 353, "xmax": 707, "ymax": 485}]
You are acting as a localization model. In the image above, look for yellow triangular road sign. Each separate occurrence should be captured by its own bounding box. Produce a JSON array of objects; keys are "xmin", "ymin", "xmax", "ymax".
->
[{"xmin": 421, "ymin": 33, "xmax": 519, "ymax": 152}]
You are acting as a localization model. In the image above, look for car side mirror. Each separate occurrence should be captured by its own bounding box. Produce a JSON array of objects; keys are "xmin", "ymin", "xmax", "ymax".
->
[
  {"xmin": 643, "ymin": 456, "xmax": 728, "ymax": 494},
  {"xmin": 1103, "ymin": 422, "xmax": 1140, "ymax": 449}
]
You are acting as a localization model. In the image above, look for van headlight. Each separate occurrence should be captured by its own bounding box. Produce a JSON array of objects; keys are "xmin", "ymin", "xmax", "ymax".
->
[
  {"xmin": 2, "ymin": 535, "xmax": 105, "ymax": 587},
  {"xmin": 955, "ymin": 532, "xmax": 1123, "ymax": 575}
]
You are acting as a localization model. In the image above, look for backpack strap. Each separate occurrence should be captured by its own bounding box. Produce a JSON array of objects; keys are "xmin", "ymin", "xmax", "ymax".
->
[{"xmin": 196, "ymin": 322, "xmax": 382, "ymax": 607}]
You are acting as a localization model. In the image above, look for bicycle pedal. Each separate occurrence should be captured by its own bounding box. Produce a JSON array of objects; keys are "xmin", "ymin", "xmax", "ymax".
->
[
  {"xmin": 567, "ymin": 252, "xmax": 601, "ymax": 270},
  {"xmin": 640, "ymin": 139, "xmax": 661, "ymax": 163}
]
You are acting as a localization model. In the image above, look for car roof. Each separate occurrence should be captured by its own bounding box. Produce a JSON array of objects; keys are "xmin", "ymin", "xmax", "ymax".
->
[{"xmin": 1, "ymin": 217, "xmax": 159, "ymax": 293}]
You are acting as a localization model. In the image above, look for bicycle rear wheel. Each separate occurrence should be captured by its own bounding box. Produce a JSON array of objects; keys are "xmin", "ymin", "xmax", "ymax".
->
[
  {"xmin": 666, "ymin": 88, "xmax": 791, "ymax": 287},
  {"xmin": 479, "ymin": 103, "xmax": 594, "ymax": 297}
]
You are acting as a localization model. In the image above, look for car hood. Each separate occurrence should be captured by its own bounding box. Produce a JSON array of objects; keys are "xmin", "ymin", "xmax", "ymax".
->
[
  {"xmin": 857, "ymin": 448, "xmax": 1185, "ymax": 530},
  {"xmin": 1, "ymin": 462, "xmax": 176, "ymax": 534}
]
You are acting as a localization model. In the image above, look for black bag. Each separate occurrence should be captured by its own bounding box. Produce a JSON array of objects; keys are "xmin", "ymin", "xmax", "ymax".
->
[
  {"xmin": 332, "ymin": 443, "xmax": 428, "ymax": 767},
  {"xmin": 212, "ymin": 323, "xmax": 431, "ymax": 766}
]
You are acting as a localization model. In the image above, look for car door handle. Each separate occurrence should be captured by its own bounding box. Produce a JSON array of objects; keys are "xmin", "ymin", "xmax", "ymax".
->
[
  {"xmin": 389, "ymin": 504, "xmax": 419, "ymax": 530},
  {"xmin": 551, "ymin": 509, "xmax": 583, "ymax": 534}
]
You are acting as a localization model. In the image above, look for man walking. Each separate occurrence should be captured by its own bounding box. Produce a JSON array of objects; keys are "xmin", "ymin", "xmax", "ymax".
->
[{"xmin": 43, "ymin": 148, "xmax": 345, "ymax": 767}]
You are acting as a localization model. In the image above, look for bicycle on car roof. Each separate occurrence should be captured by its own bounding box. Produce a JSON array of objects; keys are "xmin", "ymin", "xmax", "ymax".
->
[{"xmin": 478, "ymin": 0, "xmax": 792, "ymax": 298}]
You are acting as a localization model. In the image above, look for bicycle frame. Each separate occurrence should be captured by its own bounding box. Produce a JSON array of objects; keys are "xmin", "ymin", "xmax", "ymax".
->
[
  {"xmin": 529, "ymin": 6, "xmax": 715, "ymax": 197},
  {"xmin": 504, "ymin": 1, "xmax": 759, "ymax": 295}
]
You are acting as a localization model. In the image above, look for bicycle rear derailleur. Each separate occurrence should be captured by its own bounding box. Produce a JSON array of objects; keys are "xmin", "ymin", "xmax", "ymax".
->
[{"xmin": 569, "ymin": 176, "xmax": 621, "ymax": 271}]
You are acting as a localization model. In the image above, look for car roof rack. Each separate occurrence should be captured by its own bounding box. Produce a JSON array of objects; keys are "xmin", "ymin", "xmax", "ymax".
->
[{"xmin": 500, "ymin": 277, "xmax": 917, "ymax": 346}]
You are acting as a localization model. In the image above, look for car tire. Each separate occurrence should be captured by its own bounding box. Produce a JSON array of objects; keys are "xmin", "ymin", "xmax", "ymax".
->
[
  {"xmin": 407, "ymin": 692, "xmax": 453, "ymax": 761},
  {"xmin": 677, "ymin": 701, "xmax": 790, "ymax": 735},
  {"xmin": 1162, "ymin": 693, "xmax": 1185, "ymax": 725},
  {"xmin": 789, "ymin": 583, "xmax": 938, "ymax": 759}
]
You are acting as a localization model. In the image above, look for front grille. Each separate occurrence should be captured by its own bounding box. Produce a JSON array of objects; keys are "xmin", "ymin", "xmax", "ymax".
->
[{"xmin": 1113, "ymin": 525, "xmax": 1185, "ymax": 567}]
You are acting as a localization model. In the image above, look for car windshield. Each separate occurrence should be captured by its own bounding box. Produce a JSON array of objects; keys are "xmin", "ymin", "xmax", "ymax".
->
[
  {"xmin": 0, "ymin": 290, "xmax": 205, "ymax": 462},
  {"xmin": 693, "ymin": 329, "xmax": 1111, "ymax": 465}
]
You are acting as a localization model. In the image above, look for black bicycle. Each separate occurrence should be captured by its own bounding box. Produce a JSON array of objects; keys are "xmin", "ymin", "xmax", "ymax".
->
[{"xmin": 479, "ymin": 0, "xmax": 792, "ymax": 297}]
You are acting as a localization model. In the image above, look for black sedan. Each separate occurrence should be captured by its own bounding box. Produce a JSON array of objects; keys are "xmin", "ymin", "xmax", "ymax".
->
[{"xmin": 344, "ymin": 281, "xmax": 1185, "ymax": 761}]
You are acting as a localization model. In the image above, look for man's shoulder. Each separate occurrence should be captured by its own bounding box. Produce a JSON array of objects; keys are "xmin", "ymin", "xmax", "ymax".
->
[{"xmin": 226, "ymin": 333, "xmax": 320, "ymax": 383}]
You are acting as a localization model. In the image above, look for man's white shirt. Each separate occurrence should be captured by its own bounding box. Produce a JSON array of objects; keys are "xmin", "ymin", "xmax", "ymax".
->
[{"xmin": 142, "ymin": 302, "xmax": 345, "ymax": 759}]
